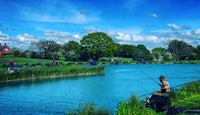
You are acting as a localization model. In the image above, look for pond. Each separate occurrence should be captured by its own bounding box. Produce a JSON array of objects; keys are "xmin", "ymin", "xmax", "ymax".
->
[{"xmin": 0, "ymin": 64, "xmax": 199, "ymax": 114}]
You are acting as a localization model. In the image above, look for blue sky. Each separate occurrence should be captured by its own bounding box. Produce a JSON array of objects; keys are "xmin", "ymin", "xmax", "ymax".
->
[{"xmin": 0, "ymin": 0, "xmax": 200, "ymax": 50}]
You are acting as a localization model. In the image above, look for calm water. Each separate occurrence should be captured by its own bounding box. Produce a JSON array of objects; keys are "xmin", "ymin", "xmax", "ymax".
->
[{"xmin": 0, "ymin": 64, "xmax": 199, "ymax": 114}]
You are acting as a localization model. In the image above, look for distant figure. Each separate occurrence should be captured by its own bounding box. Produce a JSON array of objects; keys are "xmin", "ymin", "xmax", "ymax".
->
[
  {"xmin": 89, "ymin": 58, "xmax": 96, "ymax": 65},
  {"xmin": 140, "ymin": 58, "xmax": 146, "ymax": 64},
  {"xmin": 52, "ymin": 58, "xmax": 59, "ymax": 66},
  {"xmin": 9, "ymin": 60, "xmax": 15, "ymax": 68},
  {"xmin": 114, "ymin": 57, "xmax": 119, "ymax": 64}
]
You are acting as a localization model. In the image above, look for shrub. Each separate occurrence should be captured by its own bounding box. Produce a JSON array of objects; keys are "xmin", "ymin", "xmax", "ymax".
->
[{"xmin": 117, "ymin": 95, "xmax": 161, "ymax": 115}]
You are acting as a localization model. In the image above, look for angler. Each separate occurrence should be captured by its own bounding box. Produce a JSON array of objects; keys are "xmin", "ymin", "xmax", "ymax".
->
[{"xmin": 145, "ymin": 75, "xmax": 171, "ymax": 112}]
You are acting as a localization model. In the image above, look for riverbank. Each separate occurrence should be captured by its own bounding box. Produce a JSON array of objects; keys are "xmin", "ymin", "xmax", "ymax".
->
[
  {"xmin": 67, "ymin": 80, "xmax": 200, "ymax": 115},
  {"xmin": 0, "ymin": 65, "xmax": 104, "ymax": 82}
]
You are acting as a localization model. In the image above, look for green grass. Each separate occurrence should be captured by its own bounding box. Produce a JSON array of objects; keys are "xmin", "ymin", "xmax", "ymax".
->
[
  {"xmin": 117, "ymin": 95, "xmax": 163, "ymax": 115},
  {"xmin": 0, "ymin": 55, "xmax": 104, "ymax": 82},
  {"xmin": 0, "ymin": 65, "xmax": 104, "ymax": 81},
  {"xmin": 66, "ymin": 102, "xmax": 110, "ymax": 115},
  {"xmin": 172, "ymin": 96, "xmax": 200, "ymax": 109},
  {"xmin": 171, "ymin": 80, "xmax": 200, "ymax": 110}
]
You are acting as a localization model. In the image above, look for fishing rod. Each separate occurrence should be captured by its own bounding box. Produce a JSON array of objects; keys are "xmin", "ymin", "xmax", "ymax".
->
[
  {"xmin": 171, "ymin": 88, "xmax": 200, "ymax": 92},
  {"xmin": 167, "ymin": 77, "xmax": 200, "ymax": 80},
  {"xmin": 170, "ymin": 80, "xmax": 200, "ymax": 89},
  {"xmin": 135, "ymin": 66, "xmax": 160, "ymax": 85},
  {"xmin": 139, "ymin": 80, "xmax": 200, "ymax": 97}
]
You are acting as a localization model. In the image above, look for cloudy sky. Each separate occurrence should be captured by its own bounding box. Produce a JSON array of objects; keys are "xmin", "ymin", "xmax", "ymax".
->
[{"xmin": 0, "ymin": 0, "xmax": 200, "ymax": 50}]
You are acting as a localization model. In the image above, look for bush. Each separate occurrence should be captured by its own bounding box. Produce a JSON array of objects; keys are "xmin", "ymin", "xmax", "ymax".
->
[{"xmin": 117, "ymin": 95, "xmax": 161, "ymax": 115}]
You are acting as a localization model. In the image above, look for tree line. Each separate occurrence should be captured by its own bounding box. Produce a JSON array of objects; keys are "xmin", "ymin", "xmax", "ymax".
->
[{"xmin": 11, "ymin": 32, "xmax": 200, "ymax": 62}]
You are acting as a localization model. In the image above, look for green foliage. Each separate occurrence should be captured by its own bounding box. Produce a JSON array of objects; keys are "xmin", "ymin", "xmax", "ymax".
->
[
  {"xmin": 117, "ymin": 95, "xmax": 162, "ymax": 115},
  {"xmin": 115, "ymin": 44, "xmax": 136, "ymax": 58},
  {"xmin": 0, "ymin": 65, "xmax": 104, "ymax": 81},
  {"xmin": 171, "ymin": 81, "xmax": 200, "ymax": 109},
  {"xmin": 31, "ymin": 40, "xmax": 62, "ymax": 59},
  {"xmin": 66, "ymin": 102, "xmax": 110, "ymax": 115},
  {"xmin": 195, "ymin": 45, "xmax": 200, "ymax": 59},
  {"xmin": 11, "ymin": 47, "xmax": 21, "ymax": 57},
  {"xmin": 63, "ymin": 41, "xmax": 81, "ymax": 61},
  {"xmin": 133, "ymin": 44, "xmax": 152, "ymax": 61},
  {"xmin": 168, "ymin": 40, "xmax": 195, "ymax": 60},
  {"xmin": 81, "ymin": 32, "xmax": 116, "ymax": 60}
]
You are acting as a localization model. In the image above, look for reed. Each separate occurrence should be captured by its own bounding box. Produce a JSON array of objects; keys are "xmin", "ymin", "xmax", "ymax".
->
[
  {"xmin": 66, "ymin": 102, "xmax": 110, "ymax": 115},
  {"xmin": 0, "ymin": 65, "xmax": 104, "ymax": 82}
]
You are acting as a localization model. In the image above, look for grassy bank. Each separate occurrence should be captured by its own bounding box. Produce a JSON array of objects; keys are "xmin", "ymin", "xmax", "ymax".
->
[
  {"xmin": 66, "ymin": 81, "xmax": 200, "ymax": 115},
  {"xmin": 0, "ymin": 65, "xmax": 104, "ymax": 82},
  {"xmin": 0, "ymin": 55, "xmax": 104, "ymax": 82},
  {"xmin": 171, "ymin": 80, "xmax": 200, "ymax": 109}
]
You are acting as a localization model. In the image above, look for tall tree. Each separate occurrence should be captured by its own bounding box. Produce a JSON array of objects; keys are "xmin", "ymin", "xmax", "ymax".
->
[
  {"xmin": 33, "ymin": 40, "xmax": 62, "ymax": 59},
  {"xmin": 11, "ymin": 47, "xmax": 21, "ymax": 57},
  {"xmin": 63, "ymin": 41, "xmax": 81, "ymax": 61},
  {"xmin": 152, "ymin": 47, "xmax": 174, "ymax": 62},
  {"xmin": 133, "ymin": 44, "xmax": 151, "ymax": 60},
  {"xmin": 116, "ymin": 44, "xmax": 136, "ymax": 58},
  {"xmin": 196, "ymin": 45, "xmax": 200, "ymax": 59},
  {"xmin": 167, "ymin": 40, "xmax": 195, "ymax": 60},
  {"xmin": 80, "ymin": 32, "xmax": 116, "ymax": 60}
]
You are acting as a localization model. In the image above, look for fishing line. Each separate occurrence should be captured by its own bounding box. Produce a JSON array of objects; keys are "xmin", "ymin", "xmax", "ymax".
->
[
  {"xmin": 167, "ymin": 77, "xmax": 200, "ymax": 80},
  {"xmin": 170, "ymin": 80, "xmax": 200, "ymax": 89},
  {"xmin": 139, "ymin": 80, "xmax": 200, "ymax": 97},
  {"xmin": 135, "ymin": 66, "xmax": 160, "ymax": 85},
  {"xmin": 171, "ymin": 88, "xmax": 200, "ymax": 92}
]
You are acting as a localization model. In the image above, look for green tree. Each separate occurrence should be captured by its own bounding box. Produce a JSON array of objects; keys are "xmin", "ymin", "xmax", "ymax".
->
[
  {"xmin": 133, "ymin": 44, "xmax": 151, "ymax": 61},
  {"xmin": 195, "ymin": 45, "xmax": 200, "ymax": 59},
  {"xmin": 11, "ymin": 47, "xmax": 21, "ymax": 57},
  {"xmin": 152, "ymin": 47, "xmax": 174, "ymax": 62},
  {"xmin": 63, "ymin": 41, "xmax": 81, "ymax": 61},
  {"xmin": 20, "ymin": 50, "xmax": 33, "ymax": 58},
  {"xmin": 116, "ymin": 44, "xmax": 136, "ymax": 58},
  {"xmin": 80, "ymin": 32, "xmax": 116, "ymax": 60},
  {"xmin": 167, "ymin": 40, "xmax": 195, "ymax": 60},
  {"xmin": 33, "ymin": 40, "xmax": 62, "ymax": 59},
  {"xmin": 152, "ymin": 47, "xmax": 166, "ymax": 62}
]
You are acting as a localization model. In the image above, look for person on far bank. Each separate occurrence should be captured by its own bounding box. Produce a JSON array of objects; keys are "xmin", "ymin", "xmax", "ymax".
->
[{"xmin": 158, "ymin": 75, "xmax": 170, "ymax": 93}]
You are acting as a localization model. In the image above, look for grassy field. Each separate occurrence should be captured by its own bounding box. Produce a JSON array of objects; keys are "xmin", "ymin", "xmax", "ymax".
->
[{"xmin": 0, "ymin": 55, "xmax": 104, "ymax": 82}]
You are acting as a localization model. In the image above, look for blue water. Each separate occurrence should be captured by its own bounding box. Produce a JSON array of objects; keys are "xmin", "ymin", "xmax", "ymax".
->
[{"xmin": 0, "ymin": 64, "xmax": 199, "ymax": 114}]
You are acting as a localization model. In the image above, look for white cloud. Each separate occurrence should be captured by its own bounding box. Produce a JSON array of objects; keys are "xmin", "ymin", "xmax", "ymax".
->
[
  {"xmin": 0, "ymin": 31, "xmax": 10, "ymax": 41},
  {"xmin": 73, "ymin": 34, "xmax": 81, "ymax": 39},
  {"xmin": 167, "ymin": 23, "xmax": 181, "ymax": 30},
  {"xmin": 84, "ymin": 27, "xmax": 100, "ymax": 33},
  {"xmin": 44, "ymin": 31, "xmax": 69, "ymax": 38},
  {"xmin": 19, "ymin": 1, "xmax": 101, "ymax": 25},
  {"xmin": 151, "ymin": 13, "xmax": 159, "ymax": 18},
  {"xmin": 67, "ymin": 10, "xmax": 100, "ymax": 24},
  {"xmin": 194, "ymin": 29, "xmax": 200, "ymax": 35},
  {"xmin": 15, "ymin": 33, "xmax": 38, "ymax": 43},
  {"xmin": 167, "ymin": 23, "xmax": 191, "ymax": 30},
  {"xmin": 43, "ymin": 31, "xmax": 82, "ymax": 44}
]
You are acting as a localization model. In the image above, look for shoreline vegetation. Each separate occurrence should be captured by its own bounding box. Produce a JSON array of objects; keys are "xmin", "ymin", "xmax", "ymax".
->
[
  {"xmin": 0, "ymin": 55, "xmax": 200, "ymax": 82},
  {"xmin": 0, "ymin": 65, "xmax": 104, "ymax": 82},
  {"xmin": 66, "ymin": 80, "xmax": 200, "ymax": 115}
]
